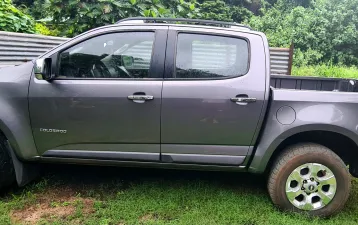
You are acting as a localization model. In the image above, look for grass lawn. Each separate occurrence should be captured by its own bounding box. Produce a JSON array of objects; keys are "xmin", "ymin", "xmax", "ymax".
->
[{"xmin": 1, "ymin": 165, "xmax": 358, "ymax": 225}]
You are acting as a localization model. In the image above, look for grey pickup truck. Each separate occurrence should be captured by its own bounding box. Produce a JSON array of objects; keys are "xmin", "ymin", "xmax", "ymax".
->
[{"xmin": 0, "ymin": 17, "xmax": 357, "ymax": 217}]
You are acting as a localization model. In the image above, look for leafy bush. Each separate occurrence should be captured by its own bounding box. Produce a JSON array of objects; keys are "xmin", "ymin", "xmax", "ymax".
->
[
  {"xmin": 248, "ymin": 0, "xmax": 358, "ymax": 67},
  {"xmin": 230, "ymin": 5, "xmax": 253, "ymax": 23},
  {"xmin": 0, "ymin": 0, "xmax": 35, "ymax": 33},
  {"xmin": 50, "ymin": 0, "xmax": 201, "ymax": 37},
  {"xmin": 8, "ymin": 0, "xmax": 358, "ymax": 70},
  {"xmin": 292, "ymin": 65, "xmax": 358, "ymax": 79},
  {"xmin": 196, "ymin": 0, "xmax": 232, "ymax": 21},
  {"xmin": 35, "ymin": 23, "xmax": 59, "ymax": 36}
]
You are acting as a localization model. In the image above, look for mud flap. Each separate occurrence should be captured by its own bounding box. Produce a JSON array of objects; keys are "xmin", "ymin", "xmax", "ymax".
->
[{"xmin": 6, "ymin": 141, "xmax": 40, "ymax": 187}]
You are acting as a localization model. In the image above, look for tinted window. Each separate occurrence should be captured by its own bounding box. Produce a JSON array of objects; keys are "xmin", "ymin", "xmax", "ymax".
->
[
  {"xmin": 58, "ymin": 32, "xmax": 154, "ymax": 78},
  {"xmin": 175, "ymin": 34, "xmax": 249, "ymax": 79}
]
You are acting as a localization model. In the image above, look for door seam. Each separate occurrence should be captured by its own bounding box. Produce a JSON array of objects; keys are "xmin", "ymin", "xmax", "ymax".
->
[{"xmin": 159, "ymin": 27, "xmax": 169, "ymax": 161}]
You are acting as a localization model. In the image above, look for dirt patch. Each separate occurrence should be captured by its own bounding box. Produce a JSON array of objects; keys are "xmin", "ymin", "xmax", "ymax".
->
[
  {"xmin": 12, "ymin": 203, "xmax": 75, "ymax": 224},
  {"xmin": 139, "ymin": 213, "xmax": 159, "ymax": 222},
  {"xmin": 10, "ymin": 186, "xmax": 95, "ymax": 225}
]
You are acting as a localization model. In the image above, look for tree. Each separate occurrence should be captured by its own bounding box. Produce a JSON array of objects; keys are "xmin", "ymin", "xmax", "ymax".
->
[
  {"xmin": 29, "ymin": 0, "xmax": 52, "ymax": 20},
  {"xmin": 0, "ymin": 0, "xmax": 35, "ymax": 33},
  {"xmin": 196, "ymin": 0, "xmax": 232, "ymax": 21},
  {"xmin": 194, "ymin": 0, "xmax": 253, "ymax": 23},
  {"xmin": 50, "ymin": 0, "xmax": 201, "ymax": 37},
  {"xmin": 265, "ymin": 0, "xmax": 313, "ymax": 9},
  {"xmin": 163, "ymin": 0, "xmax": 201, "ymax": 18},
  {"xmin": 12, "ymin": 0, "xmax": 34, "ymax": 7},
  {"xmin": 248, "ymin": 0, "xmax": 358, "ymax": 66},
  {"xmin": 316, "ymin": 0, "xmax": 358, "ymax": 65},
  {"xmin": 230, "ymin": 5, "xmax": 253, "ymax": 23},
  {"xmin": 7, "ymin": 0, "xmax": 358, "ymax": 67},
  {"xmin": 223, "ymin": 0, "xmax": 267, "ymax": 15}
]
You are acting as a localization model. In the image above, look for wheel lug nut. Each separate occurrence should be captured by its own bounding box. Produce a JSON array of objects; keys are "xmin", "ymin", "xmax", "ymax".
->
[
  {"xmin": 301, "ymin": 187, "xmax": 305, "ymax": 190},
  {"xmin": 303, "ymin": 180, "xmax": 307, "ymax": 183},
  {"xmin": 310, "ymin": 178, "xmax": 314, "ymax": 181}
]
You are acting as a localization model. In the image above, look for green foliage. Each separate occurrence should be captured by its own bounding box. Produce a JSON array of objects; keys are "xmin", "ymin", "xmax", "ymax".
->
[
  {"xmin": 164, "ymin": 0, "xmax": 201, "ymax": 18},
  {"xmin": 35, "ymin": 23, "xmax": 51, "ymax": 35},
  {"xmin": 35, "ymin": 22, "xmax": 59, "ymax": 36},
  {"xmin": 230, "ymin": 5, "xmax": 253, "ymax": 23},
  {"xmin": 221, "ymin": 0, "xmax": 266, "ymax": 15},
  {"xmin": 7, "ymin": 0, "xmax": 358, "ymax": 69},
  {"xmin": 13, "ymin": 0, "xmax": 34, "ymax": 7},
  {"xmin": 248, "ymin": 0, "xmax": 358, "ymax": 66},
  {"xmin": 292, "ymin": 65, "xmax": 358, "ymax": 79},
  {"xmin": 196, "ymin": 0, "xmax": 232, "ymax": 21},
  {"xmin": 50, "ymin": 0, "xmax": 201, "ymax": 37},
  {"xmin": 195, "ymin": 0, "xmax": 253, "ymax": 22},
  {"xmin": 293, "ymin": 48, "xmax": 324, "ymax": 67},
  {"xmin": 29, "ymin": 0, "xmax": 52, "ymax": 20},
  {"xmin": 0, "ymin": 0, "xmax": 35, "ymax": 33}
]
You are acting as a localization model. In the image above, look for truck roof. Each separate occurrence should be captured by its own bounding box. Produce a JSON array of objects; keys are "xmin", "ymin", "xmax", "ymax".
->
[{"xmin": 115, "ymin": 17, "xmax": 253, "ymax": 32}]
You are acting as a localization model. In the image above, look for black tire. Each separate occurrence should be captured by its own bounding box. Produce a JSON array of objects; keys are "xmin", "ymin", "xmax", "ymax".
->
[
  {"xmin": 0, "ymin": 133, "xmax": 15, "ymax": 190},
  {"xmin": 268, "ymin": 143, "xmax": 351, "ymax": 217}
]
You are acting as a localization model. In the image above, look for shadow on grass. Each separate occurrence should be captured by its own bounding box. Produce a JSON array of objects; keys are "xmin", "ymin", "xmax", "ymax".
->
[
  {"xmin": 48, "ymin": 164, "xmax": 265, "ymax": 183},
  {"xmin": 52, "ymin": 164, "xmax": 266, "ymax": 193},
  {"xmin": 2, "ymin": 164, "xmax": 267, "ymax": 199}
]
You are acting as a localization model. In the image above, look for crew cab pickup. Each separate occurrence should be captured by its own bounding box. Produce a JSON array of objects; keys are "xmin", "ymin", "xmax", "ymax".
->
[{"xmin": 0, "ymin": 17, "xmax": 357, "ymax": 217}]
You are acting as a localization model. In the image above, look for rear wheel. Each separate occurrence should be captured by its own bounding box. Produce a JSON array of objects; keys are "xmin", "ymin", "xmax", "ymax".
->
[
  {"xmin": 0, "ymin": 133, "xmax": 15, "ymax": 190},
  {"xmin": 268, "ymin": 143, "xmax": 351, "ymax": 217}
]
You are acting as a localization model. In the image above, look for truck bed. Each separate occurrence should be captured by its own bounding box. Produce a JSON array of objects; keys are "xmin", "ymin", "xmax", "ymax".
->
[{"xmin": 271, "ymin": 75, "xmax": 358, "ymax": 92}]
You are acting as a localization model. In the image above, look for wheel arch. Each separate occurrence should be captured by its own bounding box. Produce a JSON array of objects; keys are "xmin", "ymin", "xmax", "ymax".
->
[
  {"xmin": 0, "ymin": 119, "xmax": 22, "ymax": 156},
  {"xmin": 0, "ymin": 109, "xmax": 38, "ymax": 160},
  {"xmin": 249, "ymin": 124, "xmax": 358, "ymax": 175}
]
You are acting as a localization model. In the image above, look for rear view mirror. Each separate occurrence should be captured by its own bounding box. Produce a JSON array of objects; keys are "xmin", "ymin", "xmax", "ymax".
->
[
  {"xmin": 34, "ymin": 58, "xmax": 54, "ymax": 81},
  {"xmin": 121, "ymin": 55, "xmax": 134, "ymax": 68}
]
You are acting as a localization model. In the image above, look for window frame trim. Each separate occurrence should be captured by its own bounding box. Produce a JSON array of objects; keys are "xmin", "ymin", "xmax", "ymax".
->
[
  {"xmin": 164, "ymin": 30, "xmax": 251, "ymax": 80},
  {"xmin": 47, "ymin": 28, "xmax": 167, "ymax": 81}
]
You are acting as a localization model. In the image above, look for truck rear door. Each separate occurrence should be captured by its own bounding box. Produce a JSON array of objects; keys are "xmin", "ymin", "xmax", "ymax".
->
[{"xmin": 160, "ymin": 26, "xmax": 267, "ymax": 166}]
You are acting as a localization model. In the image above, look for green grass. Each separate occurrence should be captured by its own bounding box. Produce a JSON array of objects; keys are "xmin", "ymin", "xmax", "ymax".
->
[
  {"xmin": 292, "ymin": 65, "xmax": 358, "ymax": 79},
  {"xmin": 1, "ymin": 166, "xmax": 358, "ymax": 225}
]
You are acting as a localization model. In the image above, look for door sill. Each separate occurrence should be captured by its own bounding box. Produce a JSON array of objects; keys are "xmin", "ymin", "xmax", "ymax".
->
[
  {"xmin": 161, "ymin": 153, "xmax": 245, "ymax": 166},
  {"xmin": 42, "ymin": 150, "xmax": 159, "ymax": 162},
  {"xmin": 39, "ymin": 156, "xmax": 247, "ymax": 172}
]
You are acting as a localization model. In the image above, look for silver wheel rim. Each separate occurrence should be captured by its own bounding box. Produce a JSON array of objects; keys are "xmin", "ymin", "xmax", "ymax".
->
[{"xmin": 285, "ymin": 163, "xmax": 337, "ymax": 211}]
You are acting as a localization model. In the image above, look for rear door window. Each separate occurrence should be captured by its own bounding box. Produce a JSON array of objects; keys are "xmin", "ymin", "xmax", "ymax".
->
[{"xmin": 175, "ymin": 33, "xmax": 249, "ymax": 79}]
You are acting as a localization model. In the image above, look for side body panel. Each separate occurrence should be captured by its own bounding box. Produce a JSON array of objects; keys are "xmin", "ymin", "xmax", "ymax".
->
[
  {"xmin": 249, "ymin": 89, "xmax": 358, "ymax": 173},
  {"xmin": 0, "ymin": 62, "xmax": 38, "ymax": 159}
]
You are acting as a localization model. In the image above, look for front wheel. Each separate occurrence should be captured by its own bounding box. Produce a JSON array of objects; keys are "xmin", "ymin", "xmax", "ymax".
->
[{"xmin": 268, "ymin": 143, "xmax": 351, "ymax": 217}]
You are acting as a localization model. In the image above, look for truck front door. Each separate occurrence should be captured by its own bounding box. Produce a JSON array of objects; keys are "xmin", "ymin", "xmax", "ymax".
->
[{"xmin": 29, "ymin": 26, "xmax": 167, "ymax": 162}]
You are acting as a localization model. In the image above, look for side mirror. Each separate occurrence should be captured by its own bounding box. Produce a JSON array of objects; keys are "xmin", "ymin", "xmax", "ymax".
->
[
  {"xmin": 121, "ymin": 55, "xmax": 134, "ymax": 68},
  {"xmin": 34, "ymin": 58, "xmax": 54, "ymax": 81}
]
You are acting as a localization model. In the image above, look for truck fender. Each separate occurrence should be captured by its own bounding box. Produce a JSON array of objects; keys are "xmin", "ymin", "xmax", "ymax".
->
[
  {"xmin": 0, "ymin": 62, "xmax": 39, "ymax": 160},
  {"xmin": 248, "ymin": 124, "xmax": 358, "ymax": 174}
]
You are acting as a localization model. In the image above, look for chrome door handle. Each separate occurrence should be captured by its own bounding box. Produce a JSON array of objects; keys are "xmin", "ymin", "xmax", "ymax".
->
[
  {"xmin": 128, "ymin": 95, "xmax": 154, "ymax": 103},
  {"xmin": 230, "ymin": 97, "xmax": 256, "ymax": 105}
]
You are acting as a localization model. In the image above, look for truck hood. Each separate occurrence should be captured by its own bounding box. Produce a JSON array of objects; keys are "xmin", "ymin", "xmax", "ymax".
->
[{"xmin": 0, "ymin": 61, "xmax": 34, "ymax": 82}]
